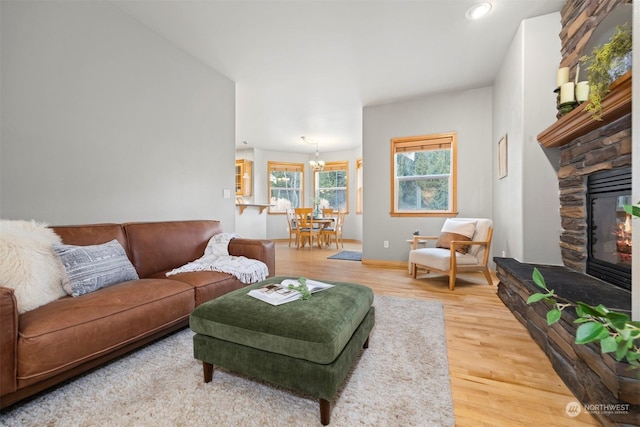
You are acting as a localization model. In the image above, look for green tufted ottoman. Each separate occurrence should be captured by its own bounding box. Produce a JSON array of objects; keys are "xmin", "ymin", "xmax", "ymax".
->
[{"xmin": 189, "ymin": 276, "xmax": 375, "ymax": 425}]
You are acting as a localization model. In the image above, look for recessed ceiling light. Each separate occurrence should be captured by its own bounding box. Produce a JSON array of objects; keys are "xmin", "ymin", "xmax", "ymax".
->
[{"xmin": 466, "ymin": 2, "xmax": 492, "ymax": 20}]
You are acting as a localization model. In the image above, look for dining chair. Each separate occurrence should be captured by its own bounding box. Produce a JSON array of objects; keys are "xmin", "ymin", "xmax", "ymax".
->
[
  {"xmin": 408, "ymin": 218, "xmax": 494, "ymax": 290},
  {"xmin": 320, "ymin": 208, "xmax": 336, "ymax": 245},
  {"xmin": 321, "ymin": 208, "xmax": 335, "ymax": 219},
  {"xmin": 285, "ymin": 209, "xmax": 298, "ymax": 247},
  {"xmin": 321, "ymin": 209, "xmax": 346, "ymax": 249},
  {"xmin": 294, "ymin": 208, "xmax": 322, "ymax": 249}
]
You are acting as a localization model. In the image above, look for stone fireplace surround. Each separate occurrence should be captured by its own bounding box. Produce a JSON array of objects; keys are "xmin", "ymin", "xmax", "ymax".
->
[
  {"xmin": 494, "ymin": 2, "xmax": 637, "ymax": 425},
  {"xmin": 495, "ymin": 105, "xmax": 636, "ymax": 424},
  {"xmin": 495, "ymin": 76, "xmax": 636, "ymax": 427},
  {"xmin": 557, "ymin": 112, "xmax": 632, "ymax": 275}
]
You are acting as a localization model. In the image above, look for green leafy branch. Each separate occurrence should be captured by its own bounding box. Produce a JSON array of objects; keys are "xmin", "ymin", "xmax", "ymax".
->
[
  {"xmin": 288, "ymin": 276, "xmax": 312, "ymax": 300},
  {"xmin": 527, "ymin": 268, "xmax": 640, "ymax": 370},
  {"xmin": 581, "ymin": 24, "xmax": 632, "ymax": 120},
  {"xmin": 623, "ymin": 202, "xmax": 640, "ymax": 218}
]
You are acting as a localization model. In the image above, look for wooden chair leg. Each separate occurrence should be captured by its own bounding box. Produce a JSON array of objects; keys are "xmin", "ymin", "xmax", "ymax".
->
[
  {"xmin": 483, "ymin": 268, "xmax": 494, "ymax": 286},
  {"xmin": 320, "ymin": 398, "xmax": 331, "ymax": 425},
  {"xmin": 449, "ymin": 272, "xmax": 456, "ymax": 290}
]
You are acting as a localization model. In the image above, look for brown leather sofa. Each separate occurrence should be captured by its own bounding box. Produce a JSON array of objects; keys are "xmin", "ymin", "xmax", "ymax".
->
[{"xmin": 0, "ymin": 220, "xmax": 275, "ymax": 409}]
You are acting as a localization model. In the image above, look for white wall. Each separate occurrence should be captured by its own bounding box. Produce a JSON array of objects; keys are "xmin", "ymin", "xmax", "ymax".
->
[
  {"xmin": 1, "ymin": 1, "xmax": 236, "ymax": 227},
  {"xmin": 522, "ymin": 14, "xmax": 563, "ymax": 264},
  {"xmin": 492, "ymin": 12, "xmax": 563, "ymax": 264},
  {"xmin": 234, "ymin": 148, "xmax": 268, "ymax": 239},
  {"xmin": 362, "ymin": 86, "xmax": 493, "ymax": 262}
]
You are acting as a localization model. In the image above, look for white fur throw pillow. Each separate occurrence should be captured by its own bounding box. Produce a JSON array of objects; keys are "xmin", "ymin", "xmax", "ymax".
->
[{"xmin": 0, "ymin": 220, "xmax": 66, "ymax": 313}]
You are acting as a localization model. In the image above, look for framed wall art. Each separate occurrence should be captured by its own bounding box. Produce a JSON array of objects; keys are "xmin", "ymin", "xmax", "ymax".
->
[{"xmin": 498, "ymin": 135, "xmax": 508, "ymax": 179}]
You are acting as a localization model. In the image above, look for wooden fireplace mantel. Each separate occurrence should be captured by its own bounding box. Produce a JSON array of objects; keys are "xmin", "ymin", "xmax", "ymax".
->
[{"xmin": 537, "ymin": 71, "xmax": 632, "ymax": 148}]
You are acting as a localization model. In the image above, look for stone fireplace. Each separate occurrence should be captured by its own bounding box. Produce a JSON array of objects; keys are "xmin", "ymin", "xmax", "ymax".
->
[
  {"xmin": 556, "ymin": 112, "xmax": 632, "ymax": 289},
  {"xmin": 495, "ymin": 68, "xmax": 636, "ymax": 427},
  {"xmin": 495, "ymin": 78, "xmax": 636, "ymax": 425},
  {"xmin": 494, "ymin": 1, "xmax": 637, "ymax": 425}
]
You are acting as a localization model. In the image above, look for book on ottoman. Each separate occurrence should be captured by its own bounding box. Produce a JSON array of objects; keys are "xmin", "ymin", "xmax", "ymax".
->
[{"xmin": 248, "ymin": 278, "xmax": 333, "ymax": 306}]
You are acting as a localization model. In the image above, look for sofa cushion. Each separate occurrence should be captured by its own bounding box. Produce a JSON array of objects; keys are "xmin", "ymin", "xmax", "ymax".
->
[
  {"xmin": 0, "ymin": 220, "xmax": 66, "ymax": 313},
  {"xmin": 467, "ymin": 219, "xmax": 493, "ymax": 258},
  {"xmin": 16, "ymin": 278, "xmax": 194, "ymax": 384},
  {"xmin": 54, "ymin": 240, "xmax": 139, "ymax": 297},
  {"xmin": 409, "ymin": 247, "xmax": 480, "ymax": 271},
  {"xmin": 51, "ymin": 223, "xmax": 129, "ymax": 257},
  {"xmin": 436, "ymin": 218, "xmax": 477, "ymax": 254},
  {"xmin": 149, "ymin": 270, "xmax": 245, "ymax": 306},
  {"xmin": 124, "ymin": 221, "xmax": 223, "ymax": 278}
]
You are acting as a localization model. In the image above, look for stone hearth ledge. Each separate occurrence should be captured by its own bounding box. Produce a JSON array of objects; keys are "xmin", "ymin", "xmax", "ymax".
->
[{"xmin": 494, "ymin": 257, "xmax": 638, "ymax": 426}]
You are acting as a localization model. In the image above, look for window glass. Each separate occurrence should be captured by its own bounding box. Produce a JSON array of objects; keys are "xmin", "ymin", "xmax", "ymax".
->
[
  {"xmin": 391, "ymin": 133, "xmax": 457, "ymax": 216},
  {"xmin": 268, "ymin": 162, "xmax": 303, "ymax": 213},
  {"xmin": 314, "ymin": 161, "xmax": 348, "ymax": 212}
]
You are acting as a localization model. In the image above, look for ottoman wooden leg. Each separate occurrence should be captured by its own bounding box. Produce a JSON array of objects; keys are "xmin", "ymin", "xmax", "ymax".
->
[
  {"xmin": 320, "ymin": 398, "xmax": 331, "ymax": 425},
  {"xmin": 203, "ymin": 362, "xmax": 214, "ymax": 383}
]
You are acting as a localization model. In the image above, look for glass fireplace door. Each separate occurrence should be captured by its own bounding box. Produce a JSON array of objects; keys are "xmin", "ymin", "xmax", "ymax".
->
[{"xmin": 587, "ymin": 168, "xmax": 632, "ymax": 290}]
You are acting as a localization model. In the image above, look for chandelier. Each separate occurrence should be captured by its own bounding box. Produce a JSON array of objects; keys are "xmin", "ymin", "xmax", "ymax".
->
[{"xmin": 302, "ymin": 136, "xmax": 325, "ymax": 172}]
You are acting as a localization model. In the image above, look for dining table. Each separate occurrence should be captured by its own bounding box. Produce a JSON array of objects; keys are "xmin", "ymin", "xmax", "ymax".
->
[
  {"xmin": 312, "ymin": 217, "xmax": 334, "ymax": 228},
  {"xmin": 296, "ymin": 217, "xmax": 335, "ymax": 248}
]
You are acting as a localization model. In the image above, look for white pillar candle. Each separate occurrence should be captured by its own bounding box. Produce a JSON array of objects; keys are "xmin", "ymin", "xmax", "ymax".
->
[
  {"xmin": 560, "ymin": 82, "xmax": 575, "ymax": 104},
  {"xmin": 576, "ymin": 81, "xmax": 590, "ymax": 102},
  {"xmin": 557, "ymin": 67, "xmax": 570, "ymax": 87}
]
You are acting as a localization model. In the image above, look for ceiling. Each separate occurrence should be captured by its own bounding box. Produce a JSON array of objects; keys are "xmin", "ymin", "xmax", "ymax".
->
[{"xmin": 114, "ymin": 0, "xmax": 565, "ymax": 154}]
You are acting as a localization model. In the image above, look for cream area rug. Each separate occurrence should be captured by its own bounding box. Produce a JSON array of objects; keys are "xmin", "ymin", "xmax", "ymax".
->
[{"xmin": 0, "ymin": 296, "xmax": 454, "ymax": 426}]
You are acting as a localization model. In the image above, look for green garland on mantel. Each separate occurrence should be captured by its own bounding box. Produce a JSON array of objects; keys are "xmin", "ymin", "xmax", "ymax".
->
[{"xmin": 581, "ymin": 24, "xmax": 632, "ymax": 120}]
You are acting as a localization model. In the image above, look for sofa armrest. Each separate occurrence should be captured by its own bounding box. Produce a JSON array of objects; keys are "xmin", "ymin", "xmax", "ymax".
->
[
  {"xmin": 228, "ymin": 238, "xmax": 275, "ymax": 277},
  {"xmin": 0, "ymin": 287, "xmax": 18, "ymax": 396}
]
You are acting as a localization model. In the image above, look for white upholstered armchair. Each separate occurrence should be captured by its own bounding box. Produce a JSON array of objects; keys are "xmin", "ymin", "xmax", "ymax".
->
[{"xmin": 408, "ymin": 218, "xmax": 494, "ymax": 290}]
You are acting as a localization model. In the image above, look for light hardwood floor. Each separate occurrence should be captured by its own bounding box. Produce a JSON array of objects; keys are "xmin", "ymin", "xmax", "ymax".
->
[{"xmin": 274, "ymin": 241, "xmax": 601, "ymax": 426}]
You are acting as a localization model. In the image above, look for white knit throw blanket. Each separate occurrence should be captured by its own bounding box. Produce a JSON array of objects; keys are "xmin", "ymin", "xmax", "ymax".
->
[{"xmin": 165, "ymin": 233, "xmax": 268, "ymax": 284}]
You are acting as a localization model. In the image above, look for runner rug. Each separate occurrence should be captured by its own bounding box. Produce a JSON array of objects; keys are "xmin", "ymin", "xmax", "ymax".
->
[
  {"xmin": 327, "ymin": 250, "xmax": 362, "ymax": 261},
  {"xmin": 0, "ymin": 295, "xmax": 454, "ymax": 426}
]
